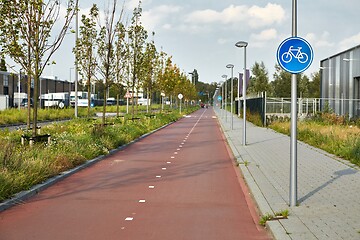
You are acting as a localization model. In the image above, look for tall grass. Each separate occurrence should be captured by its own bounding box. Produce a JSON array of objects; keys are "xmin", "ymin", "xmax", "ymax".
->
[
  {"xmin": 0, "ymin": 104, "xmax": 171, "ymax": 125},
  {"xmin": 0, "ymin": 106, "xmax": 198, "ymax": 202},
  {"xmin": 269, "ymin": 113, "xmax": 360, "ymax": 167},
  {"xmin": 0, "ymin": 108, "xmax": 95, "ymax": 125}
]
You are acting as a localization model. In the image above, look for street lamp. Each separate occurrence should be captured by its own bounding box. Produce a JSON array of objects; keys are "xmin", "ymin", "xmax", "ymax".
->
[
  {"xmin": 226, "ymin": 64, "xmax": 234, "ymax": 130},
  {"xmin": 189, "ymin": 72, "xmax": 194, "ymax": 85},
  {"xmin": 235, "ymin": 41, "xmax": 248, "ymax": 146},
  {"xmin": 74, "ymin": 1, "xmax": 79, "ymax": 118},
  {"xmin": 222, "ymin": 74, "xmax": 228, "ymax": 122}
]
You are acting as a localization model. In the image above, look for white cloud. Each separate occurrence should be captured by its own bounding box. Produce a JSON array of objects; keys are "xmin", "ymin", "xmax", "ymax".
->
[
  {"xmin": 185, "ymin": 3, "xmax": 285, "ymax": 29},
  {"xmin": 251, "ymin": 28, "xmax": 277, "ymax": 41},
  {"xmin": 305, "ymin": 32, "xmax": 334, "ymax": 48},
  {"xmin": 162, "ymin": 24, "xmax": 172, "ymax": 30},
  {"xmin": 142, "ymin": 5, "xmax": 182, "ymax": 30},
  {"xmin": 217, "ymin": 38, "xmax": 231, "ymax": 45},
  {"xmin": 126, "ymin": 0, "xmax": 152, "ymax": 11},
  {"xmin": 338, "ymin": 32, "xmax": 360, "ymax": 51},
  {"xmin": 248, "ymin": 3, "xmax": 285, "ymax": 28}
]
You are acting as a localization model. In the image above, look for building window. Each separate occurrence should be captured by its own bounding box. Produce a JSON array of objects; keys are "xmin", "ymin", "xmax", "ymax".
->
[{"xmin": 3, "ymin": 75, "xmax": 8, "ymax": 87}]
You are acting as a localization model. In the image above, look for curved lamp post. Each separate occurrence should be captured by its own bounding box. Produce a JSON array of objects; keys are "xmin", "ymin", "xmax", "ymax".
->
[
  {"xmin": 221, "ymin": 74, "xmax": 228, "ymax": 122},
  {"xmin": 226, "ymin": 64, "xmax": 234, "ymax": 129},
  {"xmin": 235, "ymin": 41, "xmax": 248, "ymax": 146}
]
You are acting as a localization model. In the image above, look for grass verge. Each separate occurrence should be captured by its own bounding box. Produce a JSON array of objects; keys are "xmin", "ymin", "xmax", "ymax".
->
[
  {"xmin": 268, "ymin": 113, "xmax": 360, "ymax": 167},
  {"xmin": 0, "ymin": 107, "xmax": 198, "ymax": 202}
]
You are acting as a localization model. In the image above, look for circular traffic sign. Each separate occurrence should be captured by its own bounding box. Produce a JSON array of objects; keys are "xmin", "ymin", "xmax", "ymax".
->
[
  {"xmin": 277, "ymin": 37, "xmax": 313, "ymax": 74},
  {"xmin": 178, "ymin": 93, "xmax": 183, "ymax": 100},
  {"xmin": 217, "ymin": 95, "xmax": 222, "ymax": 101}
]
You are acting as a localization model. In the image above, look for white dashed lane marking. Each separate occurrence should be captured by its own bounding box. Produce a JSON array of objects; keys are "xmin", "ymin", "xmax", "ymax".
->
[{"xmin": 120, "ymin": 110, "xmax": 208, "ymax": 228}]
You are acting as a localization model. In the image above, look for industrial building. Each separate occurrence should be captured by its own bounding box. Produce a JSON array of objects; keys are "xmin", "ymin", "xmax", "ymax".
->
[
  {"xmin": 0, "ymin": 71, "xmax": 74, "ymax": 109},
  {"xmin": 320, "ymin": 44, "xmax": 360, "ymax": 118}
]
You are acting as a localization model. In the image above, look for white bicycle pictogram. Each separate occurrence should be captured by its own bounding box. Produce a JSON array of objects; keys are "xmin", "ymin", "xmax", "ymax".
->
[{"xmin": 281, "ymin": 46, "xmax": 309, "ymax": 64}]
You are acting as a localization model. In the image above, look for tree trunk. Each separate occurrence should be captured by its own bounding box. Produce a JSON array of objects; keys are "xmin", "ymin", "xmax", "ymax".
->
[
  {"xmin": 32, "ymin": 74, "xmax": 39, "ymax": 137},
  {"xmin": 102, "ymin": 84, "xmax": 107, "ymax": 126},
  {"xmin": 87, "ymin": 78, "xmax": 91, "ymax": 117},
  {"xmin": 116, "ymin": 93, "xmax": 120, "ymax": 117},
  {"xmin": 26, "ymin": 71, "xmax": 31, "ymax": 130}
]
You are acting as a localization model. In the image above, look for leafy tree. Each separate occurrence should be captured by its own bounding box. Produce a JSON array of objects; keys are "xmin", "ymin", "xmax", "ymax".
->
[
  {"xmin": 127, "ymin": 2, "xmax": 148, "ymax": 116},
  {"xmin": 141, "ymin": 32, "xmax": 158, "ymax": 112},
  {"xmin": 308, "ymin": 71, "xmax": 320, "ymax": 98},
  {"xmin": 195, "ymin": 81, "xmax": 217, "ymax": 104},
  {"xmin": 0, "ymin": 0, "xmax": 78, "ymax": 136},
  {"xmin": 298, "ymin": 74, "xmax": 310, "ymax": 98},
  {"xmin": 74, "ymin": 4, "xmax": 98, "ymax": 117},
  {"xmin": 271, "ymin": 64, "xmax": 292, "ymax": 97},
  {"xmin": 113, "ymin": 19, "xmax": 127, "ymax": 115},
  {"xmin": 271, "ymin": 64, "xmax": 315, "ymax": 98},
  {"xmin": 248, "ymin": 61, "xmax": 270, "ymax": 95},
  {"xmin": 157, "ymin": 56, "xmax": 178, "ymax": 104},
  {"xmin": 174, "ymin": 72, "xmax": 196, "ymax": 105},
  {"xmin": 0, "ymin": 57, "xmax": 6, "ymax": 71}
]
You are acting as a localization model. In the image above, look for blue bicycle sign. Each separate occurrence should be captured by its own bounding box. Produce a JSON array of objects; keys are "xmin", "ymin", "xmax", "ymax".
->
[
  {"xmin": 277, "ymin": 37, "xmax": 313, "ymax": 74},
  {"xmin": 282, "ymin": 46, "xmax": 308, "ymax": 63}
]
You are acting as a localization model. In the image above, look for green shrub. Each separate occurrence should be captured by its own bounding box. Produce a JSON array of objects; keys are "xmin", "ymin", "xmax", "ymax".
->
[{"xmin": 351, "ymin": 139, "xmax": 360, "ymax": 166}]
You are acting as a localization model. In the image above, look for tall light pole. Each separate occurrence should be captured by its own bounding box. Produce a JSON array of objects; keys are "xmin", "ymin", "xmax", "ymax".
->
[
  {"xmin": 74, "ymin": 1, "xmax": 79, "ymax": 118},
  {"xmin": 226, "ymin": 64, "xmax": 234, "ymax": 129},
  {"xmin": 290, "ymin": 0, "xmax": 297, "ymax": 207},
  {"xmin": 235, "ymin": 41, "xmax": 248, "ymax": 146},
  {"xmin": 222, "ymin": 75, "xmax": 228, "ymax": 122}
]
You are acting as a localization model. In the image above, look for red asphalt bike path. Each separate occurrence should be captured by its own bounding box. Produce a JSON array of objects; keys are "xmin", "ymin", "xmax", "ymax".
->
[{"xmin": 0, "ymin": 108, "xmax": 271, "ymax": 240}]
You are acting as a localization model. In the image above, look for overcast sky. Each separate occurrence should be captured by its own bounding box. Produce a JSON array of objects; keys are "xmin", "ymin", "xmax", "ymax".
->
[{"xmin": 38, "ymin": 0, "xmax": 360, "ymax": 83}]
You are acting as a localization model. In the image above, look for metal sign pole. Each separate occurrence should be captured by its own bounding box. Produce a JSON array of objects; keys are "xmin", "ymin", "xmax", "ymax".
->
[{"xmin": 290, "ymin": 0, "xmax": 298, "ymax": 207}]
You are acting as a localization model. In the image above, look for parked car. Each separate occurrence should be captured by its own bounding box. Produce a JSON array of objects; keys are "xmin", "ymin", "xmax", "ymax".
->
[
  {"xmin": 20, "ymin": 98, "xmax": 33, "ymax": 107},
  {"xmin": 106, "ymin": 98, "xmax": 116, "ymax": 105}
]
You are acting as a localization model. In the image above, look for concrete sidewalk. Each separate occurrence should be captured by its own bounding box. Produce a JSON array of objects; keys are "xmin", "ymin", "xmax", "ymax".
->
[{"xmin": 215, "ymin": 108, "xmax": 360, "ymax": 240}]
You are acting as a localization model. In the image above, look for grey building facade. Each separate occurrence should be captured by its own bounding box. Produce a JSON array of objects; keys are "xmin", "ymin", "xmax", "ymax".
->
[
  {"xmin": 320, "ymin": 44, "xmax": 360, "ymax": 118},
  {"xmin": 0, "ymin": 71, "xmax": 74, "ymax": 108}
]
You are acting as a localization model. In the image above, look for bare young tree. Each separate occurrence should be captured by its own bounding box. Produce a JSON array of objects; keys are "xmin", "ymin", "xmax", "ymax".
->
[
  {"xmin": 113, "ymin": 20, "xmax": 127, "ymax": 116},
  {"xmin": 127, "ymin": 1, "xmax": 148, "ymax": 117},
  {"xmin": 96, "ymin": 0, "xmax": 125, "ymax": 126},
  {"xmin": 0, "ymin": 0, "xmax": 78, "ymax": 136},
  {"xmin": 74, "ymin": 4, "xmax": 98, "ymax": 117},
  {"xmin": 141, "ymin": 32, "xmax": 158, "ymax": 113}
]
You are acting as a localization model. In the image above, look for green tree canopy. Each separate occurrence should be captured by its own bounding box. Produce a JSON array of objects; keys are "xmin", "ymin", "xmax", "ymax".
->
[{"xmin": 248, "ymin": 61, "xmax": 270, "ymax": 95}]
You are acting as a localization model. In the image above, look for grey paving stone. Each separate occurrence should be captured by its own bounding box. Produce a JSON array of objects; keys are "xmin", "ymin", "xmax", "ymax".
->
[{"xmin": 215, "ymin": 108, "xmax": 360, "ymax": 240}]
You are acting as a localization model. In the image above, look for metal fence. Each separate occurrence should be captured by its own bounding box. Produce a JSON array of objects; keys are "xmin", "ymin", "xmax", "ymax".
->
[{"xmin": 265, "ymin": 97, "xmax": 360, "ymax": 118}]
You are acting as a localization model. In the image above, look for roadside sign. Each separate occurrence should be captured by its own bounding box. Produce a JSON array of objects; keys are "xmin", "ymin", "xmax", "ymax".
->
[
  {"xmin": 217, "ymin": 95, "xmax": 222, "ymax": 101},
  {"xmin": 277, "ymin": 37, "xmax": 313, "ymax": 74},
  {"xmin": 178, "ymin": 93, "xmax": 183, "ymax": 100},
  {"xmin": 124, "ymin": 91, "xmax": 131, "ymax": 98}
]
